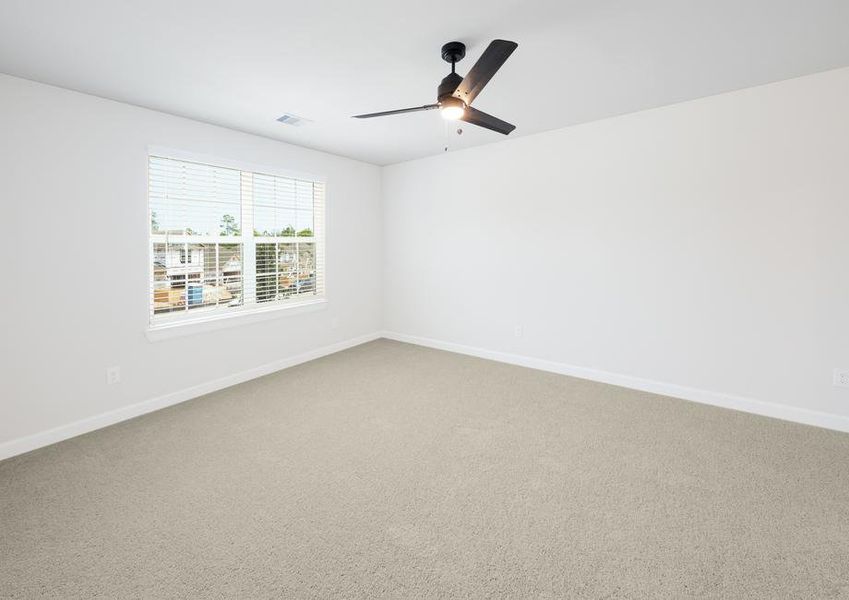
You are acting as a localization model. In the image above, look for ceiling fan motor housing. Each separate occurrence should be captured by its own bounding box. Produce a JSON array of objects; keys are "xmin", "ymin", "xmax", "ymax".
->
[{"xmin": 438, "ymin": 72, "xmax": 463, "ymax": 101}]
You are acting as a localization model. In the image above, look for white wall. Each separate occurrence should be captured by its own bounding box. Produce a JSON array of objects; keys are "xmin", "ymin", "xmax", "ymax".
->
[
  {"xmin": 383, "ymin": 67, "xmax": 849, "ymax": 426},
  {"xmin": 0, "ymin": 74, "xmax": 382, "ymax": 451}
]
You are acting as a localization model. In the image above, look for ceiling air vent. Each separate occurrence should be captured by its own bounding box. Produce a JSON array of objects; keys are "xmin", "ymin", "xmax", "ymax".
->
[{"xmin": 276, "ymin": 113, "xmax": 311, "ymax": 127}]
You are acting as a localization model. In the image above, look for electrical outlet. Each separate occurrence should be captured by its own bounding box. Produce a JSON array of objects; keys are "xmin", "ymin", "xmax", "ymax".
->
[
  {"xmin": 106, "ymin": 366, "xmax": 121, "ymax": 385},
  {"xmin": 834, "ymin": 369, "xmax": 849, "ymax": 388},
  {"xmin": 514, "ymin": 325, "xmax": 523, "ymax": 338}
]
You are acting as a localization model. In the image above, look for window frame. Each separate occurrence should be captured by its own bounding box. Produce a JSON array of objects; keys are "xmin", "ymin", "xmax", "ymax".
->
[{"xmin": 146, "ymin": 147, "xmax": 327, "ymax": 340}]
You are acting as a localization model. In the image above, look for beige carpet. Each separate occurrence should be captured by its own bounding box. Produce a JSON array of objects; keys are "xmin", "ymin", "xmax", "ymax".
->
[{"xmin": 2, "ymin": 339, "xmax": 849, "ymax": 599}]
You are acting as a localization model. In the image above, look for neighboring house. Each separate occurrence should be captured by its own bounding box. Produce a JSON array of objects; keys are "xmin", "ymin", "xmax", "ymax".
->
[
  {"xmin": 153, "ymin": 245, "xmax": 239, "ymax": 312},
  {"xmin": 164, "ymin": 247, "xmax": 204, "ymax": 285},
  {"xmin": 222, "ymin": 255, "xmax": 242, "ymax": 292}
]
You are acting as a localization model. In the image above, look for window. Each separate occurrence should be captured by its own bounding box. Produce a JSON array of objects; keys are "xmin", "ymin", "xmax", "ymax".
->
[{"xmin": 148, "ymin": 155, "xmax": 325, "ymax": 328}]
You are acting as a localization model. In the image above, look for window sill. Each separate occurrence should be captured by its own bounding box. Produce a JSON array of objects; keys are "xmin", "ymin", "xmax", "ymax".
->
[{"xmin": 146, "ymin": 298, "xmax": 328, "ymax": 342}]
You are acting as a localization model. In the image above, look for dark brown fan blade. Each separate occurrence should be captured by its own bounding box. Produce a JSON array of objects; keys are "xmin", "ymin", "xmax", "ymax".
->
[
  {"xmin": 459, "ymin": 106, "xmax": 516, "ymax": 135},
  {"xmin": 352, "ymin": 104, "xmax": 439, "ymax": 119},
  {"xmin": 452, "ymin": 40, "xmax": 517, "ymax": 105}
]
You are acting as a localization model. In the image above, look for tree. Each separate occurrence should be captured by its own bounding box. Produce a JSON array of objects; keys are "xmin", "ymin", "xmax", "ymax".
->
[
  {"xmin": 220, "ymin": 214, "xmax": 240, "ymax": 236},
  {"xmin": 297, "ymin": 228, "xmax": 313, "ymax": 237}
]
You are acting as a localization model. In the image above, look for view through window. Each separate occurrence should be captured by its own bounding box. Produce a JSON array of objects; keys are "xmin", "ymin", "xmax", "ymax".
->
[{"xmin": 149, "ymin": 156, "xmax": 325, "ymax": 326}]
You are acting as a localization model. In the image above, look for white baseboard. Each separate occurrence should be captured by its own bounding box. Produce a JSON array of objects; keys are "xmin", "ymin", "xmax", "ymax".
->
[
  {"xmin": 0, "ymin": 332, "xmax": 382, "ymax": 461},
  {"xmin": 5, "ymin": 330, "xmax": 846, "ymax": 461},
  {"xmin": 381, "ymin": 331, "xmax": 849, "ymax": 434}
]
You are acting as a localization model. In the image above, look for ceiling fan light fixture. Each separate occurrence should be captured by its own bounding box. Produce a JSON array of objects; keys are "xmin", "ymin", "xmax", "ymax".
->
[{"xmin": 440, "ymin": 98, "xmax": 465, "ymax": 120}]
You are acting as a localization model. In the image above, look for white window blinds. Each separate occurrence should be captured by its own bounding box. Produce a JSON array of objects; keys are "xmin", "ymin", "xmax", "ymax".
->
[{"xmin": 148, "ymin": 155, "xmax": 325, "ymax": 327}]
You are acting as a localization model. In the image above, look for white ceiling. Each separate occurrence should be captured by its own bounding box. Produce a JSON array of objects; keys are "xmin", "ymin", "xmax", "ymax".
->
[{"xmin": 2, "ymin": 0, "xmax": 849, "ymax": 165}]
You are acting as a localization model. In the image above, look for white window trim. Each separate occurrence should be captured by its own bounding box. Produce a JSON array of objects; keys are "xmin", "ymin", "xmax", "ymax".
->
[
  {"xmin": 146, "ymin": 297, "xmax": 328, "ymax": 342},
  {"xmin": 146, "ymin": 147, "xmax": 328, "ymax": 340}
]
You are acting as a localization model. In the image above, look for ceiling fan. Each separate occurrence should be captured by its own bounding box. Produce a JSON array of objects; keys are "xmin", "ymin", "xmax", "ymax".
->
[{"xmin": 352, "ymin": 40, "xmax": 518, "ymax": 135}]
